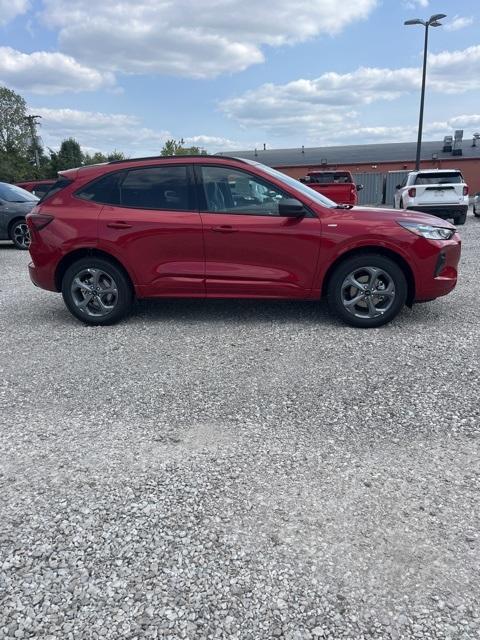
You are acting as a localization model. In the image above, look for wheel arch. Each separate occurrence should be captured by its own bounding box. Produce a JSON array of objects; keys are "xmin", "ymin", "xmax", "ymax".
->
[
  {"xmin": 54, "ymin": 248, "xmax": 135, "ymax": 293},
  {"xmin": 321, "ymin": 246, "xmax": 416, "ymax": 307},
  {"xmin": 7, "ymin": 216, "xmax": 27, "ymax": 235}
]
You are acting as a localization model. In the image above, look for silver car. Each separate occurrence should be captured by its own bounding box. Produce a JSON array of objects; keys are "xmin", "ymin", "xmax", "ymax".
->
[{"xmin": 0, "ymin": 182, "xmax": 39, "ymax": 249}]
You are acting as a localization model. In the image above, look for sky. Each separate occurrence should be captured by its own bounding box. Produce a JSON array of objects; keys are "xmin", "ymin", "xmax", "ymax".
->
[{"xmin": 1, "ymin": 0, "xmax": 480, "ymax": 156}]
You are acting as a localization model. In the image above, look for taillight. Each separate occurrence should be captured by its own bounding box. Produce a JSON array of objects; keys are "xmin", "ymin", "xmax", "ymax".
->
[
  {"xmin": 27, "ymin": 213, "xmax": 54, "ymax": 231},
  {"xmin": 463, "ymin": 186, "xmax": 469, "ymax": 196},
  {"xmin": 408, "ymin": 188, "xmax": 416, "ymax": 198}
]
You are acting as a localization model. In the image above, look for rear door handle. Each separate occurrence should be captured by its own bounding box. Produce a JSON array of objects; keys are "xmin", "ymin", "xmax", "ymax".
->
[
  {"xmin": 211, "ymin": 225, "xmax": 238, "ymax": 233},
  {"xmin": 106, "ymin": 221, "xmax": 132, "ymax": 229}
]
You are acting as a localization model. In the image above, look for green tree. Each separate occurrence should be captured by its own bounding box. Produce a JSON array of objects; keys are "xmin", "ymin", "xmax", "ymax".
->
[
  {"xmin": 0, "ymin": 86, "xmax": 33, "ymax": 181},
  {"xmin": 49, "ymin": 138, "xmax": 83, "ymax": 174},
  {"xmin": 107, "ymin": 150, "xmax": 126, "ymax": 161},
  {"xmin": 161, "ymin": 139, "xmax": 202, "ymax": 156},
  {"xmin": 83, "ymin": 150, "xmax": 127, "ymax": 165},
  {"xmin": 0, "ymin": 86, "xmax": 31, "ymax": 155},
  {"xmin": 83, "ymin": 151, "xmax": 108, "ymax": 166}
]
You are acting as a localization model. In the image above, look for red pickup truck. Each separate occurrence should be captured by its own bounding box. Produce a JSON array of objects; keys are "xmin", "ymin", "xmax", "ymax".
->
[{"xmin": 300, "ymin": 170, "xmax": 363, "ymax": 206}]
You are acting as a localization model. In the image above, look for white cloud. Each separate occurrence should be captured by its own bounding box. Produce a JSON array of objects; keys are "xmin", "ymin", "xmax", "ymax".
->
[
  {"xmin": 183, "ymin": 135, "xmax": 248, "ymax": 152},
  {"xmin": 221, "ymin": 44, "xmax": 480, "ymax": 137},
  {"xmin": 444, "ymin": 15, "xmax": 474, "ymax": 31},
  {"xmin": 448, "ymin": 114, "xmax": 480, "ymax": 130},
  {"xmin": 0, "ymin": 0, "xmax": 29, "ymax": 25},
  {"xmin": 0, "ymin": 47, "xmax": 115, "ymax": 94},
  {"xmin": 31, "ymin": 108, "xmax": 170, "ymax": 154},
  {"xmin": 403, "ymin": 0, "xmax": 429, "ymax": 8},
  {"xmin": 40, "ymin": 0, "xmax": 377, "ymax": 78},
  {"xmin": 29, "ymin": 107, "xmax": 243, "ymax": 155},
  {"xmin": 428, "ymin": 45, "xmax": 480, "ymax": 92}
]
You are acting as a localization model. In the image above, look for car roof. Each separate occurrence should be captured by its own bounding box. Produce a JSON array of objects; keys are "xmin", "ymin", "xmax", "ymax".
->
[
  {"xmin": 58, "ymin": 155, "xmax": 252, "ymax": 180},
  {"xmin": 412, "ymin": 169, "xmax": 462, "ymax": 174}
]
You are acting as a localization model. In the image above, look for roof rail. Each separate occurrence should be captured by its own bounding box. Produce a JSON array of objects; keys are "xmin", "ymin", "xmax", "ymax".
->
[{"xmin": 108, "ymin": 154, "xmax": 248, "ymax": 165}]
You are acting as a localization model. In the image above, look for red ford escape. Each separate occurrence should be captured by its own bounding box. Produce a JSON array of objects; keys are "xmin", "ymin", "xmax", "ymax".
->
[{"xmin": 26, "ymin": 155, "xmax": 461, "ymax": 328}]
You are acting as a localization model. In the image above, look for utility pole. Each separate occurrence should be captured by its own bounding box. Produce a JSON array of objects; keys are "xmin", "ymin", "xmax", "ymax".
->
[
  {"xmin": 24, "ymin": 115, "xmax": 42, "ymax": 169},
  {"xmin": 404, "ymin": 14, "xmax": 446, "ymax": 170}
]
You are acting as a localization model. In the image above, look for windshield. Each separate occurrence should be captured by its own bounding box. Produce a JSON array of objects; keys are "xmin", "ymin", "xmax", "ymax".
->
[
  {"xmin": 242, "ymin": 159, "xmax": 337, "ymax": 208},
  {"xmin": 0, "ymin": 183, "xmax": 39, "ymax": 203}
]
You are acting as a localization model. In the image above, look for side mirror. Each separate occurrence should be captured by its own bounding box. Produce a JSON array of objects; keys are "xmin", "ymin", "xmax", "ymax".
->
[
  {"xmin": 396, "ymin": 184, "xmax": 402, "ymax": 190},
  {"xmin": 356, "ymin": 184, "xmax": 364, "ymax": 191},
  {"xmin": 279, "ymin": 198, "xmax": 306, "ymax": 218}
]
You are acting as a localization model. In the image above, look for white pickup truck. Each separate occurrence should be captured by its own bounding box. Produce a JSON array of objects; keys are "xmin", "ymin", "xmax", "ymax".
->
[{"xmin": 394, "ymin": 169, "xmax": 469, "ymax": 225}]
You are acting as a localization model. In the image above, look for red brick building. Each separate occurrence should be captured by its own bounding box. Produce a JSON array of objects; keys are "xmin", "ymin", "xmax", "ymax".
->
[{"xmin": 220, "ymin": 139, "xmax": 480, "ymax": 195}]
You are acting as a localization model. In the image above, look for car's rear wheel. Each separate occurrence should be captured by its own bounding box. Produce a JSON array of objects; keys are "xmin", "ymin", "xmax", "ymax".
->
[
  {"xmin": 62, "ymin": 257, "xmax": 133, "ymax": 325},
  {"xmin": 9, "ymin": 219, "xmax": 31, "ymax": 250},
  {"xmin": 473, "ymin": 205, "xmax": 480, "ymax": 218},
  {"xmin": 454, "ymin": 212, "xmax": 467, "ymax": 226},
  {"xmin": 399, "ymin": 198, "xmax": 404, "ymax": 210},
  {"xmin": 327, "ymin": 254, "xmax": 407, "ymax": 328}
]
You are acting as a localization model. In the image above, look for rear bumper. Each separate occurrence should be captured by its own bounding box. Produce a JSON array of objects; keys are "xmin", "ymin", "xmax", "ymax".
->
[
  {"xmin": 28, "ymin": 261, "xmax": 58, "ymax": 292},
  {"xmin": 414, "ymin": 237, "xmax": 461, "ymax": 302},
  {"xmin": 407, "ymin": 205, "xmax": 468, "ymax": 219}
]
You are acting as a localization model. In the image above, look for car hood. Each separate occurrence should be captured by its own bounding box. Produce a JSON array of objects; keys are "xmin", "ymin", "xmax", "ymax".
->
[{"xmin": 351, "ymin": 206, "xmax": 456, "ymax": 228}]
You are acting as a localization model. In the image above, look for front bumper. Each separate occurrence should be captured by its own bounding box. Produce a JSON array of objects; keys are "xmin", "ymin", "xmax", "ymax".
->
[
  {"xmin": 414, "ymin": 236, "xmax": 461, "ymax": 302},
  {"xmin": 407, "ymin": 205, "xmax": 468, "ymax": 219}
]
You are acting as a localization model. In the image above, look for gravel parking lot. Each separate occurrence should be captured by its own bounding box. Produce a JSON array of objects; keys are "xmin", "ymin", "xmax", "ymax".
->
[{"xmin": 1, "ymin": 213, "xmax": 479, "ymax": 640}]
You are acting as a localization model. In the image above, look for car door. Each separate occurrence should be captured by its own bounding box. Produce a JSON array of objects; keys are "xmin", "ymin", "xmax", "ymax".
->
[
  {"xmin": 89, "ymin": 164, "xmax": 205, "ymax": 297},
  {"xmin": 197, "ymin": 164, "xmax": 322, "ymax": 298}
]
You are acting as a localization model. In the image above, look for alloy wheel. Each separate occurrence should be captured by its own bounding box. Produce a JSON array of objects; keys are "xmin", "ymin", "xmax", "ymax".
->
[
  {"xmin": 341, "ymin": 266, "xmax": 396, "ymax": 319},
  {"xmin": 70, "ymin": 268, "xmax": 119, "ymax": 318},
  {"xmin": 13, "ymin": 222, "xmax": 31, "ymax": 249}
]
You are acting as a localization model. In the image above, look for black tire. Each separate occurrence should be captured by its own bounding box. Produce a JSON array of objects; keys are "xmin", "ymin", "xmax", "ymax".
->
[
  {"xmin": 62, "ymin": 257, "xmax": 133, "ymax": 325},
  {"xmin": 9, "ymin": 218, "xmax": 30, "ymax": 250},
  {"xmin": 327, "ymin": 253, "xmax": 408, "ymax": 328},
  {"xmin": 473, "ymin": 206, "xmax": 480, "ymax": 218},
  {"xmin": 454, "ymin": 212, "xmax": 467, "ymax": 226},
  {"xmin": 399, "ymin": 198, "xmax": 404, "ymax": 210}
]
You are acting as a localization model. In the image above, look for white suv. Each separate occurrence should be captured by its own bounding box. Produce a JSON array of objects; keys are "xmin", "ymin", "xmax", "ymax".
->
[{"xmin": 394, "ymin": 169, "xmax": 469, "ymax": 225}]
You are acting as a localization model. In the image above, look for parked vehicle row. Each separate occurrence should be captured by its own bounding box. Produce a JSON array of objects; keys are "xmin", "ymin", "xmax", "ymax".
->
[{"xmin": 25, "ymin": 155, "xmax": 461, "ymax": 328}]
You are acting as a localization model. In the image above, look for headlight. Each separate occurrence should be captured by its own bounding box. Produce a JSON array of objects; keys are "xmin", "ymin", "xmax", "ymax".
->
[{"xmin": 397, "ymin": 221, "xmax": 455, "ymax": 240}]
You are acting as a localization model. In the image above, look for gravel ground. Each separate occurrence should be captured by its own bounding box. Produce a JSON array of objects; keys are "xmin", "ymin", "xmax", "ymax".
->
[{"xmin": 1, "ymin": 212, "xmax": 479, "ymax": 640}]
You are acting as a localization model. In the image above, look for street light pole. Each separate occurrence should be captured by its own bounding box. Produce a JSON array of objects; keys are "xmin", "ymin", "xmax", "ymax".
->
[{"xmin": 405, "ymin": 14, "xmax": 447, "ymax": 171}]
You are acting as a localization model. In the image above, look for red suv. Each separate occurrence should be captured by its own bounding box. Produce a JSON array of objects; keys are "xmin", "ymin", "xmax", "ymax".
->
[{"xmin": 26, "ymin": 156, "xmax": 461, "ymax": 328}]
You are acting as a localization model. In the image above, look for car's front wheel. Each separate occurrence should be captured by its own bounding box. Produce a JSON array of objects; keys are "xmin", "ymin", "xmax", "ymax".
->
[
  {"xmin": 327, "ymin": 254, "xmax": 408, "ymax": 328},
  {"xmin": 62, "ymin": 257, "xmax": 133, "ymax": 325},
  {"xmin": 9, "ymin": 219, "xmax": 31, "ymax": 250}
]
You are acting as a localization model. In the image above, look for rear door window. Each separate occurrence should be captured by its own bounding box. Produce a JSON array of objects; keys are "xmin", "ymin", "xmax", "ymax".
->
[{"xmin": 121, "ymin": 166, "xmax": 193, "ymax": 210}]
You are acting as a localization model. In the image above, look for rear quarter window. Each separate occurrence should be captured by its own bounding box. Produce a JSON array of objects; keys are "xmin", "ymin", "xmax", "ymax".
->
[{"xmin": 76, "ymin": 172, "xmax": 125, "ymax": 205}]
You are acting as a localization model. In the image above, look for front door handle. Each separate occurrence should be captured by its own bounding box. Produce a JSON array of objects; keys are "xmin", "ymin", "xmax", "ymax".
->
[
  {"xmin": 106, "ymin": 221, "xmax": 132, "ymax": 229},
  {"xmin": 211, "ymin": 225, "xmax": 238, "ymax": 233}
]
